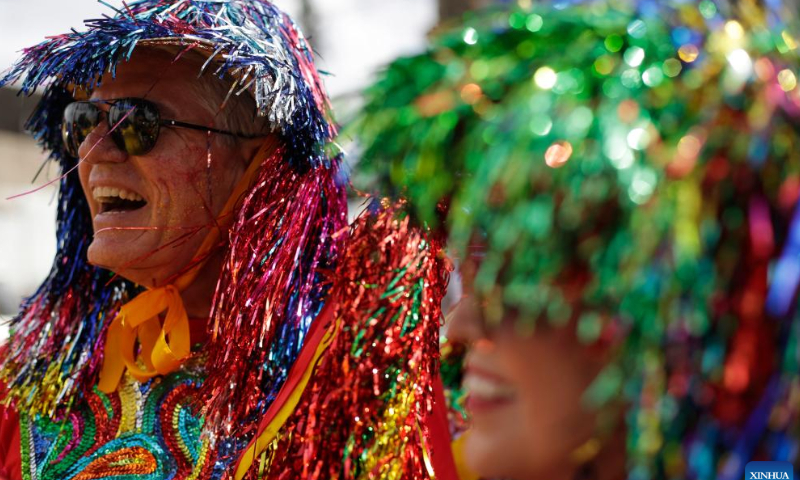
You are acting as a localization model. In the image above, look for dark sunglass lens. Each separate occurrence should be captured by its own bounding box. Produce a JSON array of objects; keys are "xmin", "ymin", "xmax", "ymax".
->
[
  {"xmin": 62, "ymin": 102, "xmax": 101, "ymax": 158},
  {"xmin": 108, "ymin": 99, "xmax": 160, "ymax": 156}
]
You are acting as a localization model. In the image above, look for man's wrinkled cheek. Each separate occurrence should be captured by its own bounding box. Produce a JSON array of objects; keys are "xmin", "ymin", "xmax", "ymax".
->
[
  {"xmin": 77, "ymin": 165, "xmax": 96, "ymax": 216},
  {"xmin": 166, "ymin": 147, "xmax": 219, "ymax": 186},
  {"xmin": 183, "ymin": 170, "xmax": 211, "ymax": 195}
]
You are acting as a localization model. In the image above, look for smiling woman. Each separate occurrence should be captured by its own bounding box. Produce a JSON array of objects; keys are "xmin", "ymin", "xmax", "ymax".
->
[{"xmin": 353, "ymin": 1, "xmax": 800, "ymax": 479}]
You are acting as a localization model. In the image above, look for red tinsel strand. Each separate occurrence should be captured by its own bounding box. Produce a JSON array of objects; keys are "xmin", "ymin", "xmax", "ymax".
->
[
  {"xmin": 243, "ymin": 205, "xmax": 449, "ymax": 480},
  {"xmin": 201, "ymin": 145, "xmax": 347, "ymax": 443}
]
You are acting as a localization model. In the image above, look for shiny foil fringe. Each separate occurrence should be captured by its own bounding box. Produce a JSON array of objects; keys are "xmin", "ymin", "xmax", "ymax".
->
[
  {"xmin": 200, "ymin": 144, "xmax": 347, "ymax": 464},
  {"xmin": 1, "ymin": 0, "xmax": 335, "ymax": 169},
  {"xmin": 241, "ymin": 204, "xmax": 449, "ymax": 480}
]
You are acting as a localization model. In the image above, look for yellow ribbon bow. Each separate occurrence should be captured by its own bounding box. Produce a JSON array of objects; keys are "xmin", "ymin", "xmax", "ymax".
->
[
  {"xmin": 98, "ymin": 286, "xmax": 189, "ymax": 391},
  {"xmin": 98, "ymin": 138, "xmax": 279, "ymax": 393}
]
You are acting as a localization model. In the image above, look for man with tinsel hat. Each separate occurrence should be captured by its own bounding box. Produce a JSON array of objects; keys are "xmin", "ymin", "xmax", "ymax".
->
[
  {"xmin": 0, "ymin": 1, "xmax": 458, "ymax": 479},
  {"xmin": 354, "ymin": 1, "xmax": 800, "ymax": 479}
]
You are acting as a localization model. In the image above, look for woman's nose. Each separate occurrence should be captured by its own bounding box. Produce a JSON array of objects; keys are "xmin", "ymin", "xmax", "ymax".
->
[
  {"xmin": 77, "ymin": 120, "xmax": 128, "ymax": 164},
  {"xmin": 445, "ymin": 293, "xmax": 487, "ymax": 346}
]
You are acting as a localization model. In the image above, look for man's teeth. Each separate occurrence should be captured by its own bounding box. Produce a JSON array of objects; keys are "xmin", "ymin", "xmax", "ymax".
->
[
  {"xmin": 92, "ymin": 186, "xmax": 145, "ymax": 203},
  {"xmin": 463, "ymin": 374, "xmax": 516, "ymax": 400}
]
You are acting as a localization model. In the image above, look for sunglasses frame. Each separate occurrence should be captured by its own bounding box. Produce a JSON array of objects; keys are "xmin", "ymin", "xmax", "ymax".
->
[{"xmin": 61, "ymin": 97, "xmax": 261, "ymax": 158}]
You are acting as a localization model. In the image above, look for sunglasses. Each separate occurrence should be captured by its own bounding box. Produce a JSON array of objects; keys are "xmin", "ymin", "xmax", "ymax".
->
[{"xmin": 61, "ymin": 97, "xmax": 258, "ymax": 157}]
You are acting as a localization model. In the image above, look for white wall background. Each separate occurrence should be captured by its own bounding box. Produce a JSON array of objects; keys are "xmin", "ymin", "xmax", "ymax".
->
[
  {"xmin": 0, "ymin": 0, "xmax": 437, "ymax": 98},
  {"xmin": 0, "ymin": 0, "xmax": 438, "ymax": 339}
]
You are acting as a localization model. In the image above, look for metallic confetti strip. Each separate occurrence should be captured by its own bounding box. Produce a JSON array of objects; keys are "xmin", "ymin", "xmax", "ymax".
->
[{"xmin": 242, "ymin": 205, "xmax": 449, "ymax": 480}]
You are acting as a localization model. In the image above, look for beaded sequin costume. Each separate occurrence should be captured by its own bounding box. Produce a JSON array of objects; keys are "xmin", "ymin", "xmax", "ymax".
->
[{"xmin": 21, "ymin": 363, "xmax": 218, "ymax": 480}]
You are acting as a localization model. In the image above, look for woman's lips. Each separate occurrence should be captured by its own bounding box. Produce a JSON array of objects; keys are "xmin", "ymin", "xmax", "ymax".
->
[{"xmin": 463, "ymin": 366, "xmax": 516, "ymax": 413}]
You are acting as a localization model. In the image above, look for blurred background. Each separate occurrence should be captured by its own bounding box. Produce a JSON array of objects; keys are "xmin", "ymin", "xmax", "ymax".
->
[{"xmin": 0, "ymin": 0, "xmax": 493, "ymax": 338}]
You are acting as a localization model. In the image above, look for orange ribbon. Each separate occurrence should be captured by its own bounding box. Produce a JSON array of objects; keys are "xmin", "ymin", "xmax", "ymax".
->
[
  {"xmin": 234, "ymin": 304, "xmax": 339, "ymax": 479},
  {"xmin": 98, "ymin": 137, "xmax": 279, "ymax": 393},
  {"xmin": 98, "ymin": 286, "xmax": 189, "ymax": 390}
]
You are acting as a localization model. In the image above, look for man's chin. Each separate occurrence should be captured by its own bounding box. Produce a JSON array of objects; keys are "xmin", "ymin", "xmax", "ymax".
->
[{"xmin": 87, "ymin": 242, "xmax": 170, "ymax": 287}]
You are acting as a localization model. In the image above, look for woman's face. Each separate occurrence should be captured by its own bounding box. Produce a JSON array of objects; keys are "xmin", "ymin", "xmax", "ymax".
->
[{"xmin": 447, "ymin": 262, "xmax": 614, "ymax": 480}]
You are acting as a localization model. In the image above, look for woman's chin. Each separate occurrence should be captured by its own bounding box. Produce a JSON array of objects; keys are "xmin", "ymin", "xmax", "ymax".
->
[{"xmin": 463, "ymin": 423, "xmax": 528, "ymax": 480}]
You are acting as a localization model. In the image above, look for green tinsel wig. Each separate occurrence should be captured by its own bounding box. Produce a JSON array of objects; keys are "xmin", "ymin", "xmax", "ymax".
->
[{"xmin": 353, "ymin": 1, "xmax": 800, "ymax": 478}]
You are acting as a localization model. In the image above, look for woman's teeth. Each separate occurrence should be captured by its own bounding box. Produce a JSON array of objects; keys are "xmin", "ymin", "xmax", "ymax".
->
[
  {"xmin": 92, "ymin": 186, "xmax": 145, "ymax": 203},
  {"xmin": 463, "ymin": 373, "xmax": 516, "ymax": 401}
]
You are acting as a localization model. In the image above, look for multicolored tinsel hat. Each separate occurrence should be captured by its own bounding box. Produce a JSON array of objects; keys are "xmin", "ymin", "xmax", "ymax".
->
[
  {"xmin": 0, "ymin": 0, "xmax": 351, "ymax": 471},
  {"xmin": 5, "ymin": 0, "xmax": 335, "ymax": 168},
  {"xmin": 354, "ymin": 1, "xmax": 800, "ymax": 478}
]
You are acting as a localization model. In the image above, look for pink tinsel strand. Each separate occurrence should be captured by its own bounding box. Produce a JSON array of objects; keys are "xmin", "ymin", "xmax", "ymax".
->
[{"xmin": 200, "ymin": 145, "xmax": 347, "ymax": 440}]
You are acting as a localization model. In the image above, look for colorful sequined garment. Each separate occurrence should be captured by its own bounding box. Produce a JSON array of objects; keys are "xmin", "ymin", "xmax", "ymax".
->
[{"xmin": 19, "ymin": 359, "xmax": 222, "ymax": 480}]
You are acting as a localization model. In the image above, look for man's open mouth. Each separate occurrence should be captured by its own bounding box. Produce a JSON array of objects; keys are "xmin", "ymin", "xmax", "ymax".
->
[{"xmin": 92, "ymin": 186, "xmax": 148, "ymax": 214}]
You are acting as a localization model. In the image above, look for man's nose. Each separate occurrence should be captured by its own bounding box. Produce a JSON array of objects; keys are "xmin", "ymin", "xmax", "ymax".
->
[{"xmin": 77, "ymin": 120, "xmax": 128, "ymax": 164}]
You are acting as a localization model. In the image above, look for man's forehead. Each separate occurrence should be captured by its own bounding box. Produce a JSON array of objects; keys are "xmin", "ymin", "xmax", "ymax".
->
[
  {"xmin": 88, "ymin": 50, "xmax": 219, "ymax": 117},
  {"xmin": 92, "ymin": 51, "xmax": 203, "ymax": 92}
]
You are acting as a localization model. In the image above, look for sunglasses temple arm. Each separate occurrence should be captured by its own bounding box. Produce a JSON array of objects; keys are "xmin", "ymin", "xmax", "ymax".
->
[{"xmin": 161, "ymin": 119, "xmax": 260, "ymax": 139}]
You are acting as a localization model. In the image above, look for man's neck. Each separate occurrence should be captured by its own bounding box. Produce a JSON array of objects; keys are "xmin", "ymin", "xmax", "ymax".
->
[{"xmin": 179, "ymin": 249, "xmax": 226, "ymax": 319}]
